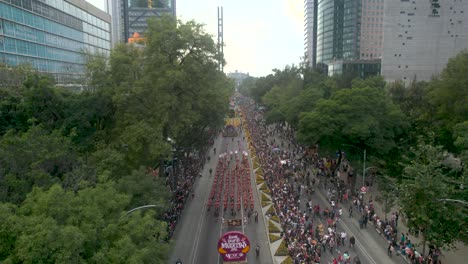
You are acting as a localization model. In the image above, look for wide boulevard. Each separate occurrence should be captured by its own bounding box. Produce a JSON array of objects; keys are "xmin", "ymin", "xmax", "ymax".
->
[{"xmin": 170, "ymin": 128, "xmax": 406, "ymax": 264}]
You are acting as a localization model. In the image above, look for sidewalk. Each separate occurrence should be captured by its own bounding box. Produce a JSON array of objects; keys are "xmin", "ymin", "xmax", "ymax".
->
[{"xmin": 337, "ymin": 169, "xmax": 468, "ymax": 264}]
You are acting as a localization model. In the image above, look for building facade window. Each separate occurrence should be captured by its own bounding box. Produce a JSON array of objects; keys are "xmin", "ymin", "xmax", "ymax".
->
[{"xmin": 0, "ymin": 0, "xmax": 111, "ymax": 84}]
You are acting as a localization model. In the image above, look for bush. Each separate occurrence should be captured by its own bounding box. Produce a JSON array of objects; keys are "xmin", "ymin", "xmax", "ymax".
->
[
  {"xmin": 269, "ymin": 233, "xmax": 281, "ymax": 243},
  {"xmin": 266, "ymin": 205, "xmax": 276, "ymax": 215},
  {"xmin": 268, "ymin": 220, "xmax": 280, "ymax": 233},
  {"xmin": 281, "ymin": 257, "xmax": 293, "ymax": 264},
  {"xmin": 275, "ymin": 240, "xmax": 288, "ymax": 256},
  {"xmin": 271, "ymin": 215, "xmax": 280, "ymax": 223}
]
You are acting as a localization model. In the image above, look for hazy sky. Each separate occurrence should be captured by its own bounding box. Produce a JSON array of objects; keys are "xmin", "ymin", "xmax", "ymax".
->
[{"xmin": 87, "ymin": 0, "xmax": 304, "ymax": 77}]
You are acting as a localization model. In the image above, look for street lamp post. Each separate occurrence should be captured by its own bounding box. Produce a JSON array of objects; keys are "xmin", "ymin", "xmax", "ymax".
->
[
  {"xmin": 342, "ymin": 144, "xmax": 366, "ymax": 191},
  {"xmin": 127, "ymin": 204, "xmax": 165, "ymax": 215},
  {"xmin": 437, "ymin": 198, "xmax": 468, "ymax": 207}
]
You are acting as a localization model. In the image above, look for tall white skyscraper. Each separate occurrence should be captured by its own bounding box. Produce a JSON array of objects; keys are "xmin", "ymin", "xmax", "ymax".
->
[
  {"xmin": 381, "ymin": 0, "xmax": 468, "ymax": 84},
  {"xmin": 360, "ymin": 0, "xmax": 385, "ymax": 60}
]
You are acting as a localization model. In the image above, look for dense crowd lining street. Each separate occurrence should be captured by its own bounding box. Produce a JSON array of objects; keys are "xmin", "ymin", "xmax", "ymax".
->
[{"xmin": 169, "ymin": 96, "xmax": 442, "ymax": 264}]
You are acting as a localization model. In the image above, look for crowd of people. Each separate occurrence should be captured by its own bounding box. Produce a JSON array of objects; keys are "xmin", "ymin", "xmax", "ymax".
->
[
  {"xmin": 239, "ymin": 97, "xmax": 360, "ymax": 264},
  {"xmin": 164, "ymin": 95, "xmax": 443, "ymax": 263},
  {"xmin": 238, "ymin": 96, "xmax": 444, "ymax": 264},
  {"xmin": 163, "ymin": 131, "xmax": 218, "ymax": 239}
]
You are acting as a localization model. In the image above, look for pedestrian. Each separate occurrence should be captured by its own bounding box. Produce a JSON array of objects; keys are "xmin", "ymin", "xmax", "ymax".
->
[
  {"xmin": 349, "ymin": 236, "xmax": 355, "ymax": 248},
  {"xmin": 387, "ymin": 242, "xmax": 394, "ymax": 257},
  {"xmin": 349, "ymin": 206, "xmax": 353, "ymax": 218},
  {"xmin": 340, "ymin": 231, "xmax": 347, "ymax": 246},
  {"xmin": 254, "ymin": 211, "xmax": 259, "ymax": 223}
]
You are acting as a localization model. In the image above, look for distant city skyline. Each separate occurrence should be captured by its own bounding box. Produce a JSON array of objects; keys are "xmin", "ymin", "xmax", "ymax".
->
[{"xmin": 87, "ymin": 0, "xmax": 305, "ymax": 77}]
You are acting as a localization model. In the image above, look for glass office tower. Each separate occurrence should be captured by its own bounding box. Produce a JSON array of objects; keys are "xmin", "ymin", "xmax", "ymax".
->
[
  {"xmin": 304, "ymin": 0, "xmax": 318, "ymax": 68},
  {"xmin": 316, "ymin": 0, "xmax": 361, "ymax": 67},
  {"xmin": 112, "ymin": 0, "xmax": 176, "ymax": 43},
  {"xmin": 0, "ymin": 0, "xmax": 111, "ymax": 85}
]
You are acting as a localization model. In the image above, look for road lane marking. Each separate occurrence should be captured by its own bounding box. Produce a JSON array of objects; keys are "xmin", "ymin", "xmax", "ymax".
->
[
  {"xmin": 189, "ymin": 143, "xmax": 221, "ymax": 264},
  {"xmin": 316, "ymin": 189, "xmax": 378, "ymax": 264}
]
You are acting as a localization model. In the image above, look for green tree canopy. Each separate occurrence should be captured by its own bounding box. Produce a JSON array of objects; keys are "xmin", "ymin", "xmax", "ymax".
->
[
  {"xmin": 297, "ymin": 87, "xmax": 409, "ymax": 155},
  {"xmin": 426, "ymin": 51, "xmax": 468, "ymax": 152},
  {"xmin": 0, "ymin": 183, "xmax": 170, "ymax": 263},
  {"xmin": 399, "ymin": 143, "xmax": 467, "ymax": 255},
  {"xmin": 0, "ymin": 126, "xmax": 77, "ymax": 204}
]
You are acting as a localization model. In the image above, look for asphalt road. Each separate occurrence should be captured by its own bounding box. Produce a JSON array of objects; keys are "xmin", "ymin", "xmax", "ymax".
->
[
  {"xmin": 307, "ymin": 185, "xmax": 406, "ymax": 264},
  {"xmin": 170, "ymin": 128, "xmax": 406, "ymax": 264},
  {"xmin": 170, "ymin": 131, "xmax": 271, "ymax": 264},
  {"xmin": 270, "ymin": 131, "xmax": 406, "ymax": 264}
]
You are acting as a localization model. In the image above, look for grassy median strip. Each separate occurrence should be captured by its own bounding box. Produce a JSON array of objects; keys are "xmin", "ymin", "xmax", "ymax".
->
[
  {"xmin": 256, "ymin": 173, "xmax": 264, "ymax": 181},
  {"xmin": 266, "ymin": 205, "xmax": 276, "ymax": 215},
  {"xmin": 256, "ymin": 176, "xmax": 264, "ymax": 185},
  {"xmin": 269, "ymin": 233, "xmax": 281, "ymax": 243},
  {"xmin": 270, "ymin": 215, "xmax": 280, "ymax": 223},
  {"xmin": 275, "ymin": 240, "xmax": 288, "ymax": 256},
  {"xmin": 268, "ymin": 220, "xmax": 280, "ymax": 233}
]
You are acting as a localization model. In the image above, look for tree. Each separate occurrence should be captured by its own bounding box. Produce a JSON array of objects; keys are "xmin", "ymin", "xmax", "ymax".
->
[
  {"xmin": 115, "ymin": 15, "xmax": 230, "ymax": 167},
  {"xmin": 117, "ymin": 167, "xmax": 170, "ymax": 213},
  {"xmin": 0, "ymin": 126, "xmax": 77, "ymax": 204},
  {"xmin": 238, "ymin": 76, "xmax": 257, "ymax": 97},
  {"xmin": 351, "ymin": 76, "xmax": 386, "ymax": 90},
  {"xmin": 453, "ymin": 121, "xmax": 468, "ymax": 163},
  {"xmin": 21, "ymin": 78, "xmax": 65, "ymax": 130},
  {"xmin": 0, "ymin": 182, "xmax": 170, "ymax": 263},
  {"xmin": 375, "ymin": 173, "xmax": 398, "ymax": 220},
  {"xmin": 426, "ymin": 51, "xmax": 468, "ymax": 152},
  {"xmin": 61, "ymin": 92, "xmax": 115, "ymax": 152},
  {"xmin": 399, "ymin": 143, "xmax": 468, "ymax": 255},
  {"xmin": 0, "ymin": 88, "xmax": 29, "ymax": 135},
  {"xmin": 109, "ymin": 44, "xmax": 143, "ymax": 89},
  {"xmin": 297, "ymin": 87, "xmax": 409, "ymax": 156},
  {"xmin": 85, "ymin": 53, "xmax": 110, "ymax": 91}
]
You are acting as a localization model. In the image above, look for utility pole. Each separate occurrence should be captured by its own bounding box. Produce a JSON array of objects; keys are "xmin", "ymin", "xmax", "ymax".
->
[
  {"xmin": 217, "ymin": 6, "xmax": 224, "ymax": 72},
  {"xmin": 342, "ymin": 144, "xmax": 367, "ymax": 191},
  {"xmin": 363, "ymin": 149, "xmax": 366, "ymax": 188}
]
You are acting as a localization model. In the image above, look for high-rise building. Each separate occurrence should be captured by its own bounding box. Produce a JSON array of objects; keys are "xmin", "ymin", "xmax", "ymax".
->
[
  {"xmin": 0, "ymin": 0, "xmax": 111, "ymax": 84},
  {"xmin": 107, "ymin": 0, "xmax": 122, "ymax": 46},
  {"xmin": 360, "ymin": 0, "xmax": 384, "ymax": 60},
  {"xmin": 381, "ymin": 0, "xmax": 468, "ymax": 84},
  {"xmin": 304, "ymin": 0, "xmax": 318, "ymax": 68},
  {"xmin": 227, "ymin": 70, "xmax": 249, "ymax": 91},
  {"xmin": 109, "ymin": 0, "xmax": 176, "ymax": 44},
  {"xmin": 316, "ymin": 0, "xmax": 362, "ymax": 66},
  {"xmin": 305, "ymin": 0, "xmax": 384, "ymax": 77}
]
